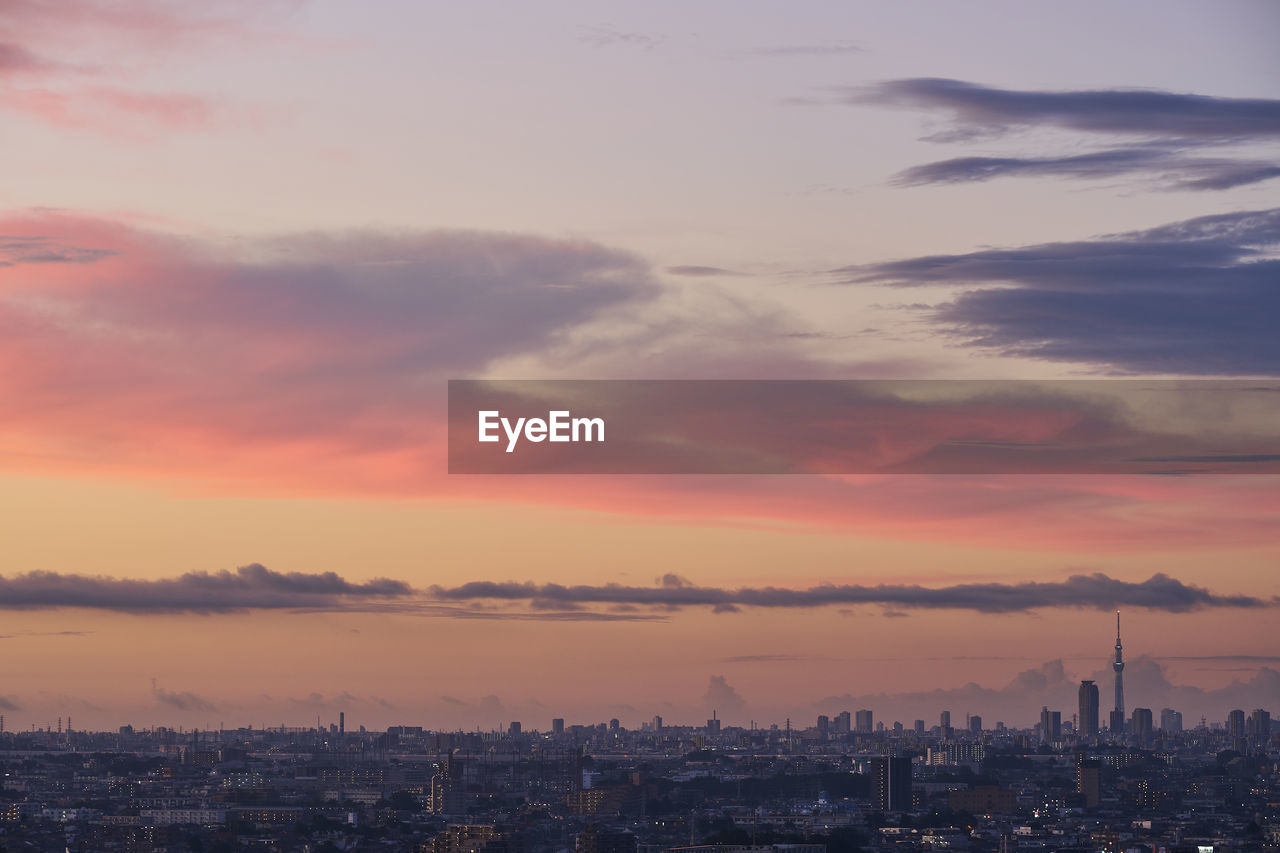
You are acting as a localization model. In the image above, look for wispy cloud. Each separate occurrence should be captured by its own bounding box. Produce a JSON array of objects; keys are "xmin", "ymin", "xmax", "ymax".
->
[
  {"xmin": 577, "ymin": 25, "xmax": 662, "ymax": 51},
  {"xmin": 854, "ymin": 78, "xmax": 1280, "ymax": 139},
  {"xmin": 0, "ymin": 234, "xmax": 117, "ymax": 266},
  {"xmin": 850, "ymin": 78, "xmax": 1280, "ymax": 192},
  {"xmin": 740, "ymin": 43, "xmax": 861, "ymax": 58},
  {"xmin": 721, "ymin": 654, "xmax": 814, "ymax": 664},
  {"xmin": 665, "ymin": 265, "xmax": 745, "ymax": 277},
  {"xmin": 892, "ymin": 148, "xmax": 1280, "ymax": 192},
  {"xmin": 151, "ymin": 679, "xmax": 217, "ymax": 712},
  {"xmin": 0, "ymin": 630, "xmax": 93, "ymax": 639},
  {"xmin": 0, "ymin": 0, "xmax": 300, "ymax": 135}
]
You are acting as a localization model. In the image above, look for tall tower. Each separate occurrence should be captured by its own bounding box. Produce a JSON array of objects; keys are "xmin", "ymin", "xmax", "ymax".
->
[{"xmin": 1111, "ymin": 611, "xmax": 1126, "ymax": 733}]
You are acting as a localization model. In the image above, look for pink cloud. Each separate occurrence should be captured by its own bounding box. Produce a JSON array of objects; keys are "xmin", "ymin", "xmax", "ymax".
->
[
  {"xmin": 0, "ymin": 0, "xmax": 296, "ymax": 134},
  {"xmin": 2, "ymin": 210, "xmax": 1278, "ymax": 554},
  {"xmin": 0, "ymin": 85, "xmax": 225, "ymax": 132}
]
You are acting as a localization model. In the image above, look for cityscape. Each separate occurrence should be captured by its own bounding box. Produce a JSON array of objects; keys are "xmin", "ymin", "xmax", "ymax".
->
[
  {"xmin": 1, "ymin": 615, "xmax": 1276, "ymax": 851},
  {"xmin": 3, "ymin": 2, "xmax": 1279, "ymax": 852}
]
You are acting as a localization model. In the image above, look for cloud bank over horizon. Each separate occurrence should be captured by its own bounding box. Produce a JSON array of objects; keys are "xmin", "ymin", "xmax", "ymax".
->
[
  {"xmin": 815, "ymin": 656, "xmax": 1280, "ymax": 730},
  {"xmin": 0, "ymin": 565, "xmax": 1270, "ymax": 617}
]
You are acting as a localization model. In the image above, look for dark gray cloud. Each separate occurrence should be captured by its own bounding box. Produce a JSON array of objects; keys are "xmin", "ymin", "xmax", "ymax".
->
[
  {"xmin": 151, "ymin": 680, "xmax": 217, "ymax": 712},
  {"xmin": 3, "ymin": 564, "xmax": 1270, "ymax": 620},
  {"xmin": 0, "ymin": 563, "xmax": 411, "ymax": 613},
  {"xmin": 855, "ymin": 78, "xmax": 1280, "ymax": 139},
  {"xmin": 430, "ymin": 572, "xmax": 1272, "ymax": 615},
  {"xmin": 846, "ymin": 208, "xmax": 1280, "ymax": 374},
  {"xmin": 128, "ymin": 229, "xmax": 659, "ymax": 377},
  {"xmin": 421, "ymin": 606, "xmax": 664, "ymax": 623},
  {"xmin": 665, "ymin": 265, "xmax": 744, "ymax": 277},
  {"xmin": 0, "ymin": 564, "xmax": 671, "ymax": 619},
  {"xmin": 892, "ymin": 148, "xmax": 1280, "ymax": 192},
  {"xmin": 0, "ymin": 695, "xmax": 21, "ymax": 711}
]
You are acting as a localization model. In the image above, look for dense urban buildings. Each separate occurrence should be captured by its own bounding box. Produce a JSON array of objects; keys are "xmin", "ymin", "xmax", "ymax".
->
[
  {"xmin": 1, "ymin": 700, "xmax": 1277, "ymax": 852},
  {"xmin": 2, "ymin": 621, "xmax": 1275, "ymax": 851}
]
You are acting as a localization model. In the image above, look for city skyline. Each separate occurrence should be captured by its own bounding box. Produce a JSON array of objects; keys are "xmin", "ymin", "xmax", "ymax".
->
[
  {"xmin": 1, "ymin": 2, "xmax": 1278, "ymax": 735},
  {"xmin": 3, "ymin": 612, "xmax": 1272, "ymax": 734}
]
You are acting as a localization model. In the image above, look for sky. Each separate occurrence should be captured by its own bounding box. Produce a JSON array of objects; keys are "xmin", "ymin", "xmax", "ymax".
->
[{"xmin": 1, "ymin": 0, "xmax": 1278, "ymax": 734}]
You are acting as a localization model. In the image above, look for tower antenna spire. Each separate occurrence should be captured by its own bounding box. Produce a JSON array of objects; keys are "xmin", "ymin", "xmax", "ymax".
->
[{"xmin": 1112, "ymin": 610, "xmax": 1126, "ymax": 735}]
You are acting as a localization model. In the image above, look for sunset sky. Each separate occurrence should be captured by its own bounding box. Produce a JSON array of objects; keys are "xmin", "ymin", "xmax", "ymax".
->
[{"xmin": 2, "ymin": 1, "xmax": 1278, "ymax": 734}]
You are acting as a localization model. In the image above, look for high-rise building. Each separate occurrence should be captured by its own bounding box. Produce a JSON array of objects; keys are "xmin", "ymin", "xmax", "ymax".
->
[
  {"xmin": 1040, "ymin": 707, "xmax": 1061, "ymax": 743},
  {"xmin": 1078, "ymin": 681, "xmax": 1100, "ymax": 739},
  {"xmin": 968, "ymin": 715, "xmax": 982, "ymax": 735},
  {"xmin": 855, "ymin": 709, "xmax": 873, "ymax": 733},
  {"xmin": 339, "ymin": 712, "xmax": 345, "ymax": 736},
  {"xmin": 1227, "ymin": 709, "xmax": 1246, "ymax": 739},
  {"xmin": 1131, "ymin": 708, "xmax": 1153, "ymax": 742},
  {"xmin": 508, "ymin": 721, "xmax": 521, "ymax": 736},
  {"xmin": 816, "ymin": 715, "xmax": 830, "ymax": 737},
  {"xmin": 1112, "ymin": 611, "xmax": 1126, "ymax": 729},
  {"xmin": 1248, "ymin": 709, "xmax": 1271, "ymax": 744},
  {"xmin": 552, "ymin": 718, "xmax": 565, "ymax": 736},
  {"xmin": 834, "ymin": 711, "xmax": 851, "ymax": 734},
  {"xmin": 913, "ymin": 719, "xmax": 925, "ymax": 736},
  {"xmin": 1075, "ymin": 752, "xmax": 1101, "ymax": 808},
  {"xmin": 871, "ymin": 756, "xmax": 912, "ymax": 812},
  {"xmin": 1159, "ymin": 708, "xmax": 1182, "ymax": 733},
  {"xmin": 428, "ymin": 752, "xmax": 465, "ymax": 815}
]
